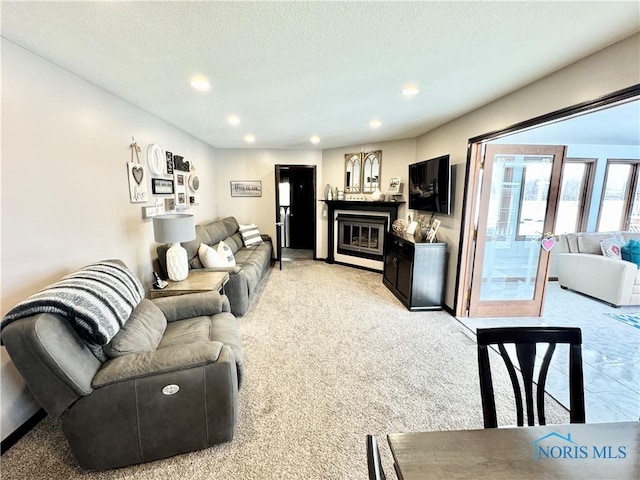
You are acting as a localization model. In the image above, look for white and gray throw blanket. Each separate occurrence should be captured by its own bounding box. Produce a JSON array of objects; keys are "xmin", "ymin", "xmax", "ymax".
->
[{"xmin": 1, "ymin": 260, "xmax": 144, "ymax": 346}]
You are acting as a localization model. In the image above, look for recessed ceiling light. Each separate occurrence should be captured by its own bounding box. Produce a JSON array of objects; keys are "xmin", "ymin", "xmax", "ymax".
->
[
  {"xmin": 310, "ymin": 135, "xmax": 320, "ymax": 144},
  {"xmin": 369, "ymin": 119, "xmax": 382, "ymax": 128},
  {"xmin": 190, "ymin": 76, "xmax": 210, "ymax": 91},
  {"xmin": 228, "ymin": 115, "xmax": 240, "ymax": 126},
  {"xmin": 244, "ymin": 134, "xmax": 255, "ymax": 143},
  {"xmin": 402, "ymin": 85, "xmax": 420, "ymax": 96}
]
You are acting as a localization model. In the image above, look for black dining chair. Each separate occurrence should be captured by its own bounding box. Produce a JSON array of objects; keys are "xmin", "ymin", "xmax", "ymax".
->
[
  {"xmin": 366, "ymin": 434, "xmax": 387, "ymax": 480},
  {"xmin": 476, "ymin": 326, "xmax": 586, "ymax": 429}
]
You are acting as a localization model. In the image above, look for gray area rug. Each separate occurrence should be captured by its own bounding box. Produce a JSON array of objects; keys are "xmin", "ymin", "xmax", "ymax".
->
[{"xmin": 1, "ymin": 261, "xmax": 569, "ymax": 479}]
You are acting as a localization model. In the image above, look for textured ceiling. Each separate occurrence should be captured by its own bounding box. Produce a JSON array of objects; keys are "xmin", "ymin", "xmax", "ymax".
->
[{"xmin": 1, "ymin": 1, "xmax": 639, "ymax": 149}]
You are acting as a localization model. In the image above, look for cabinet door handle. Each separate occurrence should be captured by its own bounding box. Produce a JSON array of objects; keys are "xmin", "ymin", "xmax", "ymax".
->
[{"xmin": 393, "ymin": 257, "xmax": 398, "ymax": 267}]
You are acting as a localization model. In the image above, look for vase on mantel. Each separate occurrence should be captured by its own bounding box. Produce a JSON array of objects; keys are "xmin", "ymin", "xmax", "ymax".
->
[
  {"xmin": 371, "ymin": 187, "xmax": 383, "ymax": 201},
  {"xmin": 324, "ymin": 184, "xmax": 332, "ymax": 200}
]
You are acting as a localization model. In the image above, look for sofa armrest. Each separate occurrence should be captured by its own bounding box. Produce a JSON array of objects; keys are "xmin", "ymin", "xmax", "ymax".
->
[
  {"xmin": 260, "ymin": 234, "xmax": 272, "ymax": 243},
  {"xmin": 202, "ymin": 266, "xmax": 242, "ymax": 274},
  {"xmin": 557, "ymin": 253, "xmax": 637, "ymax": 305},
  {"xmin": 92, "ymin": 341, "xmax": 223, "ymax": 387},
  {"xmin": 151, "ymin": 291, "xmax": 231, "ymax": 321}
]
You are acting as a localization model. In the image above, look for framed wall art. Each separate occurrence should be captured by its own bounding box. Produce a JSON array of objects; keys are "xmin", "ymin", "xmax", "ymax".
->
[
  {"xmin": 230, "ymin": 180, "xmax": 262, "ymax": 197},
  {"xmin": 151, "ymin": 178, "xmax": 174, "ymax": 195},
  {"xmin": 175, "ymin": 172, "xmax": 187, "ymax": 207}
]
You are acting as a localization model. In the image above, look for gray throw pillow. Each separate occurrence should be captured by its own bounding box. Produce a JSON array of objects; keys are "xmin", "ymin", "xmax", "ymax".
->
[{"xmin": 104, "ymin": 299, "xmax": 167, "ymax": 358}]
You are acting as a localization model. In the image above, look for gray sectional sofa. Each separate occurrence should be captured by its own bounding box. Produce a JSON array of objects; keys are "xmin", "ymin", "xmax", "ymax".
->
[{"xmin": 157, "ymin": 216, "xmax": 273, "ymax": 316}]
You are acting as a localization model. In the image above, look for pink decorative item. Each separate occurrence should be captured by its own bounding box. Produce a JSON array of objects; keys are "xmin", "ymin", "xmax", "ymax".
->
[{"xmin": 541, "ymin": 237, "xmax": 556, "ymax": 252}]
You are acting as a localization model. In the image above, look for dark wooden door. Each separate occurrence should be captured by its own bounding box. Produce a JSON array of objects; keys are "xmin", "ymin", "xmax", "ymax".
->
[{"xmin": 288, "ymin": 168, "xmax": 315, "ymax": 249}]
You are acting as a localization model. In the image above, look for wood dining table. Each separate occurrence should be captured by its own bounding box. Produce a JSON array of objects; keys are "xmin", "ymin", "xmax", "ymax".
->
[{"xmin": 387, "ymin": 421, "xmax": 639, "ymax": 479}]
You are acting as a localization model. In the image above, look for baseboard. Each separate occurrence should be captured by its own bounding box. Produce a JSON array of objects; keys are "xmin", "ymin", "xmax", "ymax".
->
[{"xmin": 1, "ymin": 408, "xmax": 46, "ymax": 455}]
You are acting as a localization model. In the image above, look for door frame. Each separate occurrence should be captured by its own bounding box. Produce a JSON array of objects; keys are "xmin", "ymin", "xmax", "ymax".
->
[
  {"xmin": 454, "ymin": 84, "xmax": 640, "ymax": 317},
  {"xmin": 274, "ymin": 164, "xmax": 317, "ymax": 262}
]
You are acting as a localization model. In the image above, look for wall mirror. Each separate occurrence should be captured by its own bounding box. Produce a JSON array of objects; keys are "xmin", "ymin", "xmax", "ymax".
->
[
  {"xmin": 345, "ymin": 153, "xmax": 362, "ymax": 193},
  {"xmin": 362, "ymin": 150, "xmax": 382, "ymax": 193}
]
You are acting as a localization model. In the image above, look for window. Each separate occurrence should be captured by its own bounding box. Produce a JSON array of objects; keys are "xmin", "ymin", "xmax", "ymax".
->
[
  {"xmin": 554, "ymin": 158, "xmax": 595, "ymax": 234},
  {"xmin": 598, "ymin": 159, "xmax": 640, "ymax": 232}
]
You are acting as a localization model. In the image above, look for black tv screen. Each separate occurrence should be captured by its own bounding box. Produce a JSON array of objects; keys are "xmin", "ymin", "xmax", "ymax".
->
[{"xmin": 408, "ymin": 155, "xmax": 451, "ymax": 214}]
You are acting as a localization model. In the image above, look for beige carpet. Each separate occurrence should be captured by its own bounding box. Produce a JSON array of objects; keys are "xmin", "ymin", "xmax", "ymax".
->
[{"xmin": 0, "ymin": 261, "xmax": 569, "ymax": 479}]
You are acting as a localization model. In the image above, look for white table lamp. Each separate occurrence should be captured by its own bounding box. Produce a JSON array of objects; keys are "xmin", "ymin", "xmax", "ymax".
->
[{"xmin": 153, "ymin": 214, "xmax": 195, "ymax": 281}]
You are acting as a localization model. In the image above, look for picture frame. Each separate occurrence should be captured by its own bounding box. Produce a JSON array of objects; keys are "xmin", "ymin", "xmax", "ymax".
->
[
  {"xmin": 151, "ymin": 178, "xmax": 174, "ymax": 195},
  {"xmin": 387, "ymin": 176, "xmax": 402, "ymax": 193},
  {"xmin": 426, "ymin": 218, "xmax": 441, "ymax": 243},
  {"xmin": 165, "ymin": 151, "xmax": 174, "ymax": 175},
  {"xmin": 230, "ymin": 180, "xmax": 262, "ymax": 197},
  {"xmin": 175, "ymin": 172, "xmax": 187, "ymax": 207}
]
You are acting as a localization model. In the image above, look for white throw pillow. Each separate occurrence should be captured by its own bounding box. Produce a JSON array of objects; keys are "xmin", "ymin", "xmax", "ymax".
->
[
  {"xmin": 600, "ymin": 235, "xmax": 624, "ymax": 259},
  {"xmin": 198, "ymin": 242, "xmax": 235, "ymax": 268},
  {"xmin": 217, "ymin": 240, "xmax": 236, "ymax": 266},
  {"xmin": 239, "ymin": 223, "xmax": 264, "ymax": 247}
]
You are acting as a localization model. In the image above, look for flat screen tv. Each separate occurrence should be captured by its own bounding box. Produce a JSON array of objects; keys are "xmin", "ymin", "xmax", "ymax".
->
[{"xmin": 408, "ymin": 154, "xmax": 451, "ymax": 214}]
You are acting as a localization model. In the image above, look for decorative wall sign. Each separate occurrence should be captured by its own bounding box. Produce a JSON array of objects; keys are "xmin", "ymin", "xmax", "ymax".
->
[
  {"xmin": 173, "ymin": 155, "xmax": 190, "ymax": 172},
  {"xmin": 166, "ymin": 151, "xmax": 174, "ymax": 174},
  {"xmin": 230, "ymin": 180, "xmax": 262, "ymax": 197},
  {"xmin": 152, "ymin": 178, "xmax": 174, "ymax": 195},
  {"xmin": 127, "ymin": 161, "xmax": 148, "ymax": 203}
]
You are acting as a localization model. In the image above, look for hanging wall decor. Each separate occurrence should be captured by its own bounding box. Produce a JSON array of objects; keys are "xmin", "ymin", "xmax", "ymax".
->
[{"xmin": 128, "ymin": 138, "xmax": 148, "ymax": 203}]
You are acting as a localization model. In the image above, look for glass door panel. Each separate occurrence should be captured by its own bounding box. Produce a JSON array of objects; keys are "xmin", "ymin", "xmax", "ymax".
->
[{"xmin": 469, "ymin": 144, "xmax": 565, "ymax": 317}]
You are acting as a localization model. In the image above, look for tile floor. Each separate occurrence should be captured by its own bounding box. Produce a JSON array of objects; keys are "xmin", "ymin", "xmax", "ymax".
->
[{"xmin": 458, "ymin": 281, "xmax": 640, "ymax": 423}]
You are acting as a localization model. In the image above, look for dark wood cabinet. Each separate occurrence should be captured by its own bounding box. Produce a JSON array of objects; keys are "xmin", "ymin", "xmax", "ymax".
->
[{"xmin": 383, "ymin": 233, "xmax": 446, "ymax": 310}]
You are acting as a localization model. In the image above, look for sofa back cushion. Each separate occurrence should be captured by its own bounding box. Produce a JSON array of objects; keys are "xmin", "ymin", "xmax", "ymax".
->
[{"xmin": 104, "ymin": 299, "xmax": 167, "ymax": 358}]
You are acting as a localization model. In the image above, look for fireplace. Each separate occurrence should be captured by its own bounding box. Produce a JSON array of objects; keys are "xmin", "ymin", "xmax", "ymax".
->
[
  {"xmin": 324, "ymin": 200, "xmax": 404, "ymax": 271},
  {"xmin": 337, "ymin": 215, "xmax": 386, "ymax": 260}
]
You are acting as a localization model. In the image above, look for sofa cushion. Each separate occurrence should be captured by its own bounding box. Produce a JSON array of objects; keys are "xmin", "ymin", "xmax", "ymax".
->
[
  {"xmin": 239, "ymin": 224, "xmax": 265, "ymax": 247},
  {"xmin": 159, "ymin": 316, "xmax": 211, "ymax": 348},
  {"xmin": 104, "ymin": 299, "xmax": 167, "ymax": 358},
  {"xmin": 565, "ymin": 233, "xmax": 579, "ymax": 253},
  {"xmin": 621, "ymin": 239, "xmax": 640, "ymax": 268},
  {"xmin": 217, "ymin": 241, "xmax": 236, "ymax": 266},
  {"xmin": 600, "ymin": 234, "xmax": 625, "ymax": 259},
  {"xmin": 199, "ymin": 243, "xmax": 231, "ymax": 268},
  {"xmin": 577, "ymin": 233, "xmax": 607, "ymax": 255}
]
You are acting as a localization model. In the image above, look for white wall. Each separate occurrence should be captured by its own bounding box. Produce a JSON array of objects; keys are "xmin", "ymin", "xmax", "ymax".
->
[
  {"xmin": 213, "ymin": 149, "xmax": 323, "ymax": 254},
  {"xmin": 415, "ymin": 33, "xmax": 640, "ymax": 309},
  {"xmin": 1, "ymin": 40, "xmax": 219, "ymax": 441}
]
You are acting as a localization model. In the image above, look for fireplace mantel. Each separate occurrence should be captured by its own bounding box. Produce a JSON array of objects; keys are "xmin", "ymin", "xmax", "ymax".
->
[{"xmin": 323, "ymin": 200, "xmax": 404, "ymax": 265}]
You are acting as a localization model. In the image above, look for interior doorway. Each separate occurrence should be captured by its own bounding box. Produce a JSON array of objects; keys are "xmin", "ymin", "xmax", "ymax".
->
[
  {"xmin": 455, "ymin": 86, "xmax": 639, "ymax": 318},
  {"xmin": 274, "ymin": 165, "xmax": 316, "ymax": 266}
]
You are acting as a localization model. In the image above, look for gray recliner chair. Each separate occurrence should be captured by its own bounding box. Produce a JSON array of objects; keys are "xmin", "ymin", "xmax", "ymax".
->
[{"xmin": 1, "ymin": 260, "xmax": 243, "ymax": 470}]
